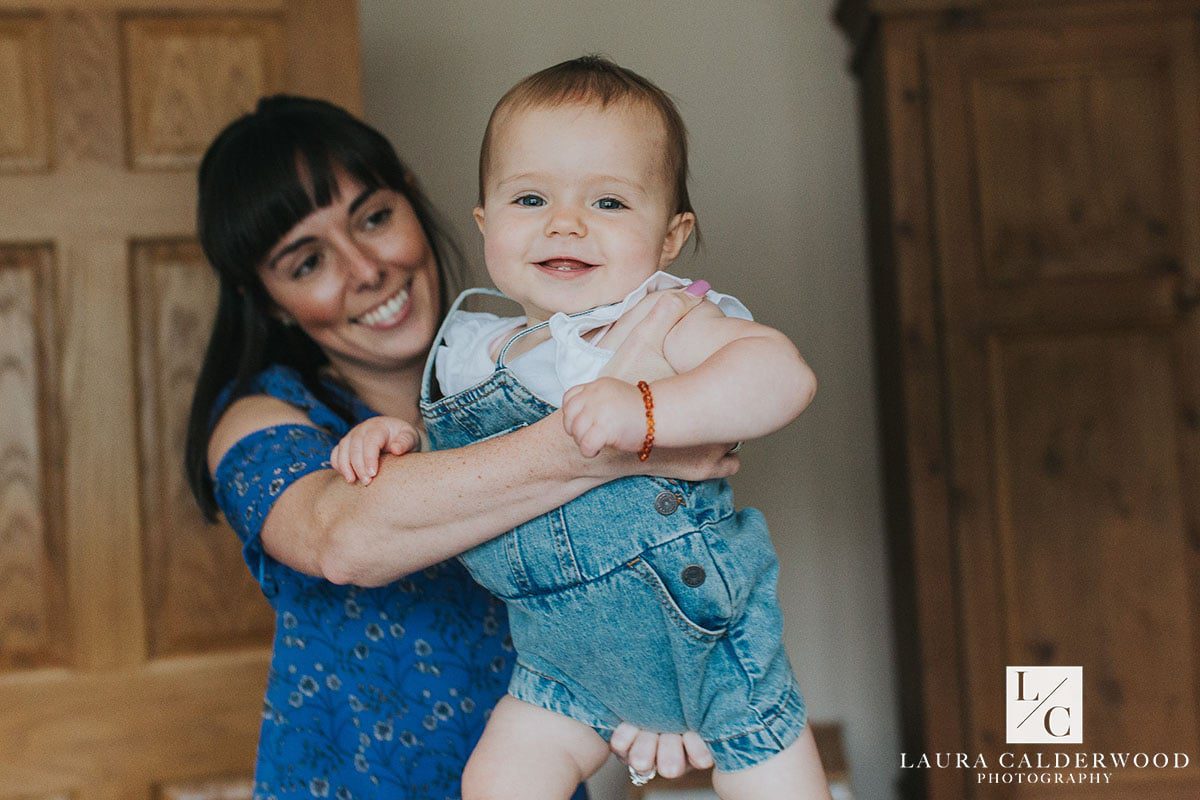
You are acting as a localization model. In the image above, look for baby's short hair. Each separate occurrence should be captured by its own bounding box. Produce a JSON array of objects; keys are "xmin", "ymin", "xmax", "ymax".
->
[{"xmin": 478, "ymin": 55, "xmax": 694, "ymax": 219}]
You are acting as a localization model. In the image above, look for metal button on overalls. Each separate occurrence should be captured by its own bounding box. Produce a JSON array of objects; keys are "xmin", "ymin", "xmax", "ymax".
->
[
  {"xmin": 681, "ymin": 565, "xmax": 706, "ymax": 587},
  {"xmin": 654, "ymin": 490, "xmax": 680, "ymax": 515}
]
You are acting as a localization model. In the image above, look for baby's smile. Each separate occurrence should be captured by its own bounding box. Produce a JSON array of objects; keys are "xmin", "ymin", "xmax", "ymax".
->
[{"xmin": 535, "ymin": 257, "xmax": 600, "ymax": 275}]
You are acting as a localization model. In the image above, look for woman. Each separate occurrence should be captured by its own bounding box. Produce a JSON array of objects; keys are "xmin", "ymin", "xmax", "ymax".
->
[{"xmin": 185, "ymin": 95, "xmax": 736, "ymax": 799}]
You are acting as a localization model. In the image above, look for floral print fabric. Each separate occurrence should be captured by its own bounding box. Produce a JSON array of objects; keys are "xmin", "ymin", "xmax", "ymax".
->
[{"xmin": 212, "ymin": 365, "xmax": 519, "ymax": 799}]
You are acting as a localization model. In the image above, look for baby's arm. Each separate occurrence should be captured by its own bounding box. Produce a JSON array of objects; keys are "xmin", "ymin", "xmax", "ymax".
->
[
  {"xmin": 562, "ymin": 299, "xmax": 815, "ymax": 455},
  {"xmin": 330, "ymin": 416, "xmax": 421, "ymax": 485}
]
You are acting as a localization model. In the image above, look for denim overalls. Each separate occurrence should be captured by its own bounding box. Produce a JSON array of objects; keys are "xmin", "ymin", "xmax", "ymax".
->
[{"xmin": 419, "ymin": 289, "xmax": 807, "ymax": 771}]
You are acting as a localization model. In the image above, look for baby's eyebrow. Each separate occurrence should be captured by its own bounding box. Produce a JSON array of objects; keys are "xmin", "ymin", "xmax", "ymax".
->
[{"xmin": 495, "ymin": 172, "xmax": 645, "ymax": 193}]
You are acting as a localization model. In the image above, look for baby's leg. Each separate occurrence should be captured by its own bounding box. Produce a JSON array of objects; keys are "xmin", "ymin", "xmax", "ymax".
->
[
  {"xmin": 461, "ymin": 695, "xmax": 610, "ymax": 800},
  {"xmin": 711, "ymin": 726, "xmax": 833, "ymax": 800}
]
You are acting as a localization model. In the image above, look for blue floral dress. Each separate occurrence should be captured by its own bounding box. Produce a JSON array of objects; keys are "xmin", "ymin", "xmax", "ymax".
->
[{"xmin": 213, "ymin": 365, "xmax": 588, "ymax": 800}]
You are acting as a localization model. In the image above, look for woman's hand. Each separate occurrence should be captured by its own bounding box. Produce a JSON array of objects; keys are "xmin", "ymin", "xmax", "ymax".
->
[
  {"xmin": 610, "ymin": 723, "xmax": 714, "ymax": 779},
  {"xmin": 601, "ymin": 285, "xmax": 708, "ymax": 384},
  {"xmin": 586, "ymin": 283, "xmax": 739, "ymax": 482}
]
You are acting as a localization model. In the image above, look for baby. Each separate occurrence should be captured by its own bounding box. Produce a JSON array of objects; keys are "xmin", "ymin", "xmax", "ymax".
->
[{"xmin": 331, "ymin": 57, "xmax": 829, "ymax": 799}]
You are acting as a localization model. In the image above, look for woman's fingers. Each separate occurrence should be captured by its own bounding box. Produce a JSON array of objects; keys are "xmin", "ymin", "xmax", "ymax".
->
[
  {"xmin": 655, "ymin": 733, "xmax": 687, "ymax": 779},
  {"xmin": 681, "ymin": 730, "xmax": 714, "ymax": 770},
  {"xmin": 627, "ymin": 729, "xmax": 659, "ymax": 773},
  {"xmin": 630, "ymin": 290, "xmax": 703, "ymax": 347},
  {"xmin": 609, "ymin": 722, "xmax": 639, "ymax": 760},
  {"xmin": 609, "ymin": 725, "xmax": 712, "ymax": 778},
  {"xmin": 717, "ymin": 452, "xmax": 740, "ymax": 479},
  {"xmin": 649, "ymin": 287, "xmax": 704, "ymax": 324},
  {"xmin": 604, "ymin": 288, "xmax": 705, "ymax": 383}
]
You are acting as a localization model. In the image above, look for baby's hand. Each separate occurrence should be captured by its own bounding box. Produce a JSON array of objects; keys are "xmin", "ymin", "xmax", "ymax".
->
[
  {"xmin": 330, "ymin": 416, "xmax": 420, "ymax": 485},
  {"xmin": 561, "ymin": 377, "xmax": 648, "ymax": 458}
]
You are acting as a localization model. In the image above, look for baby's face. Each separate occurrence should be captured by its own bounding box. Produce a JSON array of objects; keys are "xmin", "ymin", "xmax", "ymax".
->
[{"xmin": 475, "ymin": 101, "xmax": 693, "ymax": 324}]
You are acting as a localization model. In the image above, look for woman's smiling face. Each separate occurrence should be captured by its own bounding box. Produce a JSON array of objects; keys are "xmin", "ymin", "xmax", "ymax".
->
[{"xmin": 257, "ymin": 171, "xmax": 441, "ymax": 375}]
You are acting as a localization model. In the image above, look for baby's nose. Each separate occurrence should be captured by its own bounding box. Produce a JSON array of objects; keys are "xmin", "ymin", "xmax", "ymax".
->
[{"xmin": 545, "ymin": 209, "xmax": 587, "ymax": 237}]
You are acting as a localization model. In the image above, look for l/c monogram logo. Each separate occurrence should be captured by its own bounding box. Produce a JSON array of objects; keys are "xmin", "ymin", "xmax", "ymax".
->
[{"xmin": 1006, "ymin": 666, "xmax": 1083, "ymax": 744}]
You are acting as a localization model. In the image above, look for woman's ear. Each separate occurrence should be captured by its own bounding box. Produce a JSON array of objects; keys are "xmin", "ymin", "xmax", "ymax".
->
[
  {"xmin": 659, "ymin": 212, "xmax": 697, "ymax": 267},
  {"xmin": 267, "ymin": 303, "xmax": 295, "ymax": 326}
]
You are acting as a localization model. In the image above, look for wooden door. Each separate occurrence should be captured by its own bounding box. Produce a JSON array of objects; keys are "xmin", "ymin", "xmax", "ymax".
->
[
  {"xmin": 0, "ymin": 2, "xmax": 360, "ymax": 797},
  {"xmin": 926, "ymin": 14, "xmax": 1200, "ymax": 800}
]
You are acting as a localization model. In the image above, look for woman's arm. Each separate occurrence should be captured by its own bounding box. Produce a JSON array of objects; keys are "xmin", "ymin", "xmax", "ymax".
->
[{"xmin": 208, "ymin": 290, "xmax": 735, "ymax": 587}]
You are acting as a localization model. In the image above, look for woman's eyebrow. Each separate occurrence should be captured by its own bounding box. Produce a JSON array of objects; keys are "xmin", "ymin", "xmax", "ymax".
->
[
  {"xmin": 267, "ymin": 237, "xmax": 316, "ymax": 271},
  {"xmin": 267, "ymin": 187, "xmax": 380, "ymax": 270},
  {"xmin": 348, "ymin": 186, "xmax": 378, "ymax": 215}
]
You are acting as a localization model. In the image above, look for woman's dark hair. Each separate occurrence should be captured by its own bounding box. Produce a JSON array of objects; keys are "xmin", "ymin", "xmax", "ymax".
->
[{"xmin": 184, "ymin": 94, "xmax": 465, "ymax": 520}]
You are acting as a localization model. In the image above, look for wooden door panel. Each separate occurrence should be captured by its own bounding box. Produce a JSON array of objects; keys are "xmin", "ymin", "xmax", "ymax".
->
[
  {"xmin": 123, "ymin": 15, "xmax": 285, "ymax": 170},
  {"xmin": 926, "ymin": 15, "xmax": 1200, "ymax": 798},
  {"xmin": 0, "ymin": 15, "xmax": 50, "ymax": 172},
  {"xmin": 972, "ymin": 58, "xmax": 1179, "ymax": 284},
  {"xmin": 0, "ymin": 244, "xmax": 66, "ymax": 672},
  {"xmin": 133, "ymin": 240, "xmax": 269, "ymax": 657},
  {"xmin": 0, "ymin": 0, "xmax": 361, "ymax": 796},
  {"xmin": 992, "ymin": 331, "xmax": 1196, "ymax": 752}
]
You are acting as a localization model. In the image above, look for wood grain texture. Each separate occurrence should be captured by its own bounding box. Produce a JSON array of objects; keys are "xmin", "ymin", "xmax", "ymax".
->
[
  {"xmin": 0, "ymin": 244, "xmax": 65, "ymax": 672},
  {"xmin": 869, "ymin": 18, "xmax": 968, "ymax": 800},
  {"xmin": 51, "ymin": 11, "xmax": 122, "ymax": 167},
  {"xmin": 971, "ymin": 41, "xmax": 1177, "ymax": 285},
  {"xmin": 157, "ymin": 775, "xmax": 252, "ymax": 800},
  {"xmin": 0, "ymin": 2, "xmax": 359, "ymax": 795},
  {"xmin": 0, "ymin": 650, "xmax": 266, "ymax": 792},
  {"xmin": 123, "ymin": 14, "xmax": 283, "ymax": 169},
  {"xmin": 846, "ymin": 6, "xmax": 1200, "ymax": 799},
  {"xmin": 132, "ymin": 240, "xmax": 271, "ymax": 656},
  {"xmin": 283, "ymin": 0, "xmax": 361, "ymax": 114},
  {"xmin": 0, "ymin": 15, "xmax": 50, "ymax": 172},
  {"xmin": 994, "ymin": 332, "xmax": 1198, "ymax": 753},
  {"xmin": 0, "ymin": 0, "xmax": 281, "ymax": 7},
  {"xmin": 59, "ymin": 236, "xmax": 145, "ymax": 671}
]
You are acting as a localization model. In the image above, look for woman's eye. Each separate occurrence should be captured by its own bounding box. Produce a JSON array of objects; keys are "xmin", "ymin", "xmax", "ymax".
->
[
  {"xmin": 364, "ymin": 207, "xmax": 393, "ymax": 229},
  {"xmin": 292, "ymin": 252, "xmax": 320, "ymax": 279},
  {"xmin": 595, "ymin": 197, "xmax": 626, "ymax": 210},
  {"xmin": 514, "ymin": 195, "xmax": 545, "ymax": 207}
]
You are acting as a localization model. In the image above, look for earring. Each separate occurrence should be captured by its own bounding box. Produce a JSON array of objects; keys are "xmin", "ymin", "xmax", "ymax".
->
[{"xmin": 277, "ymin": 312, "xmax": 296, "ymax": 326}]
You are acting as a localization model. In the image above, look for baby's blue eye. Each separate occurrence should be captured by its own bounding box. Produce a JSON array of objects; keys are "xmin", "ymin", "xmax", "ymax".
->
[
  {"xmin": 515, "ymin": 195, "xmax": 545, "ymax": 207},
  {"xmin": 595, "ymin": 197, "xmax": 626, "ymax": 210}
]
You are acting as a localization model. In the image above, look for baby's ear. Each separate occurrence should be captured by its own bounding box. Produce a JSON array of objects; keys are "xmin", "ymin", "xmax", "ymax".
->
[
  {"xmin": 472, "ymin": 206, "xmax": 486, "ymax": 236},
  {"xmin": 659, "ymin": 212, "xmax": 696, "ymax": 267}
]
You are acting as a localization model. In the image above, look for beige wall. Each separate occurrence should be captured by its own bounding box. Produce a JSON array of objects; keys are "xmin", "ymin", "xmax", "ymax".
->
[{"xmin": 359, "ymin": 2, "xmax": 898, "ymax": 798}]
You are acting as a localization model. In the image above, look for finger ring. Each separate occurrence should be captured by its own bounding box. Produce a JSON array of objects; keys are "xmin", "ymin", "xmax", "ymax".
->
[
  {"xmin": 628, "ymin": 765, "xmax": 658, "ymax": 786},
  {"xmin": 727, "ymin": 441, "xmax": 743, "ymax": 454}
]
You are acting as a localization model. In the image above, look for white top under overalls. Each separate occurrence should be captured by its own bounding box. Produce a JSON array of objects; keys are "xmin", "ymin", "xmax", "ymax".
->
[{"xmin": 434, "ymin": 271, "xmax": 753, "ymax": 407}]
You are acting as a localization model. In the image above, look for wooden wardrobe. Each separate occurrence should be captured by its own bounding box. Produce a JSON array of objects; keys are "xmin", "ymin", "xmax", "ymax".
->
[{"xmin": 836, "ymin": 2, "xmax": 1200, "ymax": 798}]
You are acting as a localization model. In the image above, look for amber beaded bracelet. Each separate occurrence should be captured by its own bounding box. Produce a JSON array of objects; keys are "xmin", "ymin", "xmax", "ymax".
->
[{"xmin": 636, "ymin": 380, "xmax": 655, "ymax": 461}]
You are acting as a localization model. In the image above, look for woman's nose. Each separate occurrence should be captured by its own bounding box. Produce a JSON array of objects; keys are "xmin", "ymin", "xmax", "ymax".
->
[
  {"xmin": 545, "ymin": 208, "xmax": 587, "ymax": 238},
  {"xmin": 343, "ymin": 241, "xmax": 385, "ymax": 290}
]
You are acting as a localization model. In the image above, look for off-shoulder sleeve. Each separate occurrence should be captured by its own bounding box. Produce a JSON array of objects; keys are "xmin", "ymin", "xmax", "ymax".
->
[{"xmin": 212, "ymin": 423, "xmax": 335, "ymax": 596}]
